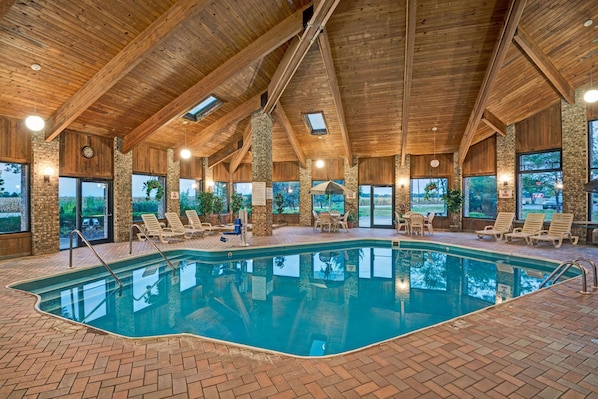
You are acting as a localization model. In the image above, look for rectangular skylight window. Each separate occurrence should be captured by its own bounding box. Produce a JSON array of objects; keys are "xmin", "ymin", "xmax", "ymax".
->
[
  {"xmin": 305, "ymin": 112, "xmax": 327, "ymax": 135},
  {"xmin": 183, "ymin": 95, "xmax": 222, "ymax": 122}
]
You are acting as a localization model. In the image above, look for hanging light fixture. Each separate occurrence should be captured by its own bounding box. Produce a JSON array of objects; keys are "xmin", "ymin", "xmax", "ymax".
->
[
  {"xmin": 584, "ymin": 19, "xmax": 598, "ymax": 103},
  {"xmin": 180, "ymin": 121, "xmax": 191, "ymax": 159},
  {"xmin": 25, "ymin": 63, "xmax": 45, "ymax": 131},
  {"xmin": 315, "ymin": 135, "xmax": 325, "ymax": 168},
  {"xmin": 430, "ymin": 127, "xmax": 439, "ymax": 168}
]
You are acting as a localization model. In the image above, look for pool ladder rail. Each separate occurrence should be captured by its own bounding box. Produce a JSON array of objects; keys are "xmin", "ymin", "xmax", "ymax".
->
[
  {"xmin": 129, "ymin": 224, "xmax": 177, "ymax": 270},
  {"xmin": 540, "ymin": 257, "xmax": 598, "ymax": 295},
  {"xmin": 68, "ymin": 229, "xmax": 122, "ymax": 288}
]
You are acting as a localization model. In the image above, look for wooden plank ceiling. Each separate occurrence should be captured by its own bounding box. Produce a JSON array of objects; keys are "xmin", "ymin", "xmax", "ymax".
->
[{"xmin": 0, "ymin": 0, "xmax": 596, "ymax": 166}]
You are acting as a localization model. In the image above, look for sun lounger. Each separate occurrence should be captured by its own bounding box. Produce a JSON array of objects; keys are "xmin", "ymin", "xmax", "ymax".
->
[
  {"xmin": 165, "ymin": 212, "xmax": 202, "ymax": 238},
  {"xmin": 138, "ymin": 213, "xmax": 187, "ymax": 243},
  {"xmin": 504, "ymin": 213, "xmax": 545, "ymax": 244},
  {"xmin": 185, "ymin": 210, "xmax": 214, "ymax": 234},
  {"xmin": 529, "ymin": 213, "xmax": 578, "ymax": 248},
  {"xmin": 476, "ymin": 212, "xmax": 514, "ymax": 240}
]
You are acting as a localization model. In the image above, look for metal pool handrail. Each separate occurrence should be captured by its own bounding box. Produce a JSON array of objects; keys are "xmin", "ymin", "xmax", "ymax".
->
[
  {"xmin": 540, "ymin": 261, "xmax": 590, "ymax": 294},
  {"xmin": 573, "ymin": 257, "xmax": 598, "ymax": 289},
  {"xmin": 69, "ymin": 230, "xmax": 122, "ymax": 288},
  {"xmin": 129, "ymin": 224, "xmax": 177, "ymax": 270}
]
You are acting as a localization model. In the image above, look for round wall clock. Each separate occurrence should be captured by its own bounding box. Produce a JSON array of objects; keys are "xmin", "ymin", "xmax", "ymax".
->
[{"xmin": 81, "ymin": 145, "xmax": 95, "ymax": 159}]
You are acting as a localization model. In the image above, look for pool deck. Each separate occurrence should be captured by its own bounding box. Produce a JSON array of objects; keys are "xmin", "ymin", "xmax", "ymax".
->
[{"xmin": 1, "ymin": 227, "xmax": 597, "ymax": 399}]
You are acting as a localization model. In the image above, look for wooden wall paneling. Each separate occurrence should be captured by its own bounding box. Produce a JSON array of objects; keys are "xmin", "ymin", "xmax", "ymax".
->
[
  {"xmin": 311, "ymin": 158, "xmax": 344, "ymax": 180},
  {"xmin": 515, "ymin": 102, "xmax": 562, "ymax": 152},
  {"xmin": 212, "ymin": 162, "xmax": 230, "ymax": 182},
  {"xmin": 132, "ymin": 144, "xmax": 168, "ymax": 175},
  {"xmin": 232, "ymin": 163, "xmax": 252, "ymax": 182},
  {"xmin": 0, "ymin": 116, "xmax": 31, "ymax": 163},
  {"xmin": 0, "ymin": 232, "xmax": 31, "ymax": 259},
  {"xmin": 588, "ymin": 102, "xmax": 598, "ymax": 121},
  {"xmin": 410, "ymin": 153, "xmax": 453, "ymax": 178},
  {"xmin": 358, "ymin": 156, "xmax": 394, "ymax": 185},
  {"xmin": 462, "ymin": 136, "xmax": 496, "ymax": 176},
  {"xmin": 180, "ymin": 156, "xmax": 203, "ymax": 180},
  {"xmin": 60, "ymin": 130, "xmax": 113, "ymax": 178},
  {"xmin": 273, "ymin": 161, "xmax": 299, "ymax": 181}
]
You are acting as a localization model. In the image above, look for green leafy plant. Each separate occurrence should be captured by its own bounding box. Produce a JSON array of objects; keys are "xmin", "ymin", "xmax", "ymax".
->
[
  {"xmin": 212, "ymin": 195, "xmax": 225, "ymax": 224},
  {"xmin": 197, "ymin": 191, "xmax": 214, "ymax": 218},
  {"xmin": 423, "ymin": 181, "xmax": 438, "ymax": 201},
  {"xmin": 274, "ymin": 192, "xmax": 285, "ymax": 215},
  {"xmin": 441, "ymin": 189, "xmax": 464, "ymax": 214},
  {"xmin": 143, "ymin": 179, "xmax": 164, "ymax": 201},
  {"xmin": 230, "ymin": 192, "xmax": 244, "ymax": 218}
]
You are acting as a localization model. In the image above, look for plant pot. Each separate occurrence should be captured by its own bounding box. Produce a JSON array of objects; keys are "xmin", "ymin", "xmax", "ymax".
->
[{"xmin": 450, "ymin": 224, "xmax": 459, "ymax": 232}]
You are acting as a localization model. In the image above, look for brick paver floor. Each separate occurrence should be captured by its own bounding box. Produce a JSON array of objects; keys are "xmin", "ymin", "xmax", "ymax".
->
[{"xmin": 0, "ymin": 227, "xmax": 597, "ymax": 398}]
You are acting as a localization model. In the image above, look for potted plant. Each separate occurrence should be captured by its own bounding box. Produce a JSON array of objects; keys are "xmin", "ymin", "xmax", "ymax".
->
[
  {"xmin": 274, "ymin": 192, "xmax": 286, "ymax": 224},
  {"xmin": 423, "ymin": 181, "xmax": 438, "ymax": 201},
  {"xmin": 142, "ymin": 178, "xmax": 164, "ymax": 201},
  {"xmin": 197, "ymin": 191, "xmax": 214, "ymax": 219},
  {"xmin": 441, "ymin": 189, "xmax": 464, "ymax": 231},
  {"xmin": 230, "ymin": 191, "xmax": 244, "ymax": 221},
  {"xmin": 346, "ymin": 212, "xmax": 357, "ymax": 228},
  {"xmin": 212, "ymin": 194, "xmax": 226, "ymax": 225}
]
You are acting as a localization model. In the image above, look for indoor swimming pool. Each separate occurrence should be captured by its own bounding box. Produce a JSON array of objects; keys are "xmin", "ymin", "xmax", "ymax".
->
[{"xmin": 12, "ymin": 240, "xmax": 574, "ymax": 357}]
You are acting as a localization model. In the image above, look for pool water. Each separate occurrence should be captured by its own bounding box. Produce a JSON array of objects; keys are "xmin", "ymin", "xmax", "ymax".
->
[{"xmin": 12, "ymin": 240, "xmax": 573, "ymax": 357}]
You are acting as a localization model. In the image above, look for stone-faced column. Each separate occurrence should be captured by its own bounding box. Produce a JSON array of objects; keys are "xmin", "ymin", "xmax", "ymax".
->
[
  {"xmin": 31, "ymin": 131, "xmax": 59, "ymax": 255},
  {"xmin": 299, "ymin": 160, "xmax": 312, "ymax": 226},
  {"xmin": 344, "ymin": 157, "xmax": 358, "ymax": 224},
  {"xmin": 251, "ymin": 112, "xmax": 273, "ymax": 236},
  {"xmin": 167, "ymin": 149, "xmax": 180, "ymax": 214},
  {"xmin": 497, "ymin": 124, "xmax": 516, "ymax": 213},
  {"xmin": 395, "ymin": 155, "xmax": 410, "ymax": 214},
  {"xmin": 561, "ymin": 91, "xmax": 588, "ymax": 242},
  {"xmin": 113, "ymin": 137, "xmax": 132, "ymax": 242}
]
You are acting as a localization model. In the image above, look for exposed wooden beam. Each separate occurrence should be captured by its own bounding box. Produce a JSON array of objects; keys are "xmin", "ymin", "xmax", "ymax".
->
[
  {"xmin": 208, "ymin": 126, "xmax": 243, "ymax": 168},
  {"xmin": 273, "ymin": 104, "xmax": 306, "ymax": 168},
  {"xmin": 44, "ymin": 0, "xmax": 209, "ymax": 142},
  {"xmin": 263, "ymin": 0, "xmax": 341, "ymax": 113},
  {"xmin": 400, "ymin": 0, "xmax": 416, "ymax": 166},
  {"xmin": 183, "ymin": 95, "xmax": 261, "ymax": 150},
  {"xmin": 0, "ymin": 0, "xmax": 16, "ymax": 19},
  {"xmin": 317, "ymin": 29, "xmax": 353, "ymax": 165},
  {"xmin": 513, "ymin": 26, "xmax": 575, "ymax": 104},
  {"xmin": 481, "ymin": 109, "xmax": 507, "ymax": 137},
  {"xmin": 229, "ymin": 124, "xmax": 252, "ymax": 175},
  {"xmin": 122, "ymin": 5, "xmax": 308, "ymax": 153},
  {"xmin": 458, "ymin": 0, "xmax": 527, "ymax": 165}
]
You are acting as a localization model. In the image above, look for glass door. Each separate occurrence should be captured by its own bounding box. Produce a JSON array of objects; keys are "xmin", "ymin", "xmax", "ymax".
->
[
  {"xmin": 359, "ymin": 185, "xmax": 394, "ymax": 228},
  {"xmin": 59, "ymin": 178, "xmax": 113, "ymax": 249}
]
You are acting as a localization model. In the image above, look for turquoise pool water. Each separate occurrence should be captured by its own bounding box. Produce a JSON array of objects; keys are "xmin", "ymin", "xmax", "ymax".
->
[{"xmin": 12, "ymin": 240, "xmax": 572, "ymax": 357}]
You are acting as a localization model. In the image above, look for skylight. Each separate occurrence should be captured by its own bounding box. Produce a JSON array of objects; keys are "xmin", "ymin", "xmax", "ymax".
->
[
  {"xmin": 305, "ymin": 112, "xmax": 327, "ymax": 135},
  {"xmin": 183, "ymin": 95, "xmax": 222, "ymax": 122}
]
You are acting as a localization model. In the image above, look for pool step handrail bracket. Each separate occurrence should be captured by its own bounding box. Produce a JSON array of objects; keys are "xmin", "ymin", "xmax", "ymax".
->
[
  {"xmin": 69, "ymin": 229, "xmax": 123, "ymax": 289},
  {"xmin": 540, "ymin": 260, "xmax": 591, "ymax": 294},
  {"xmin": 129, "ymin": 224, "xmax": 177, "ymax": 270}
]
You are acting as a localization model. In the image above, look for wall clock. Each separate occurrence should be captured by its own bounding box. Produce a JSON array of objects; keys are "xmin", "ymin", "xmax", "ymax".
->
[{"xmin": 81, "ymin": 145, "xmax": 95, "ymax": 159}]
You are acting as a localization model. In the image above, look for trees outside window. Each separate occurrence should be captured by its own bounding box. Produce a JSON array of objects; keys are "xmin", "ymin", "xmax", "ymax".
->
[
  {"xmin": 272, "ymin": 182, "xmax": 300, "ymax": 214},
  {"xmin": 517, "ymin": 150, "xmax": 562, "ymax": 221},
  {"xmin": 312, "ymin": 180, "xmax": 344, "ymax": 213},
  {"xmin": 463, "ymin": 176, "xmax": 497, "ymax": 219},
  {"xmin": 179, "ymin": 178, "xmax": 200, "ymax": 216},
  {"xmin": 410, "ymin": 178, "xmax": 448, "ymax": 216},
  {"xmin": 132, "ymin": 174, "xmax": 165, "ymax": 220},
  {"xmin": 0, "ymin": 162, "xmax": 29, "ymax": 233}
]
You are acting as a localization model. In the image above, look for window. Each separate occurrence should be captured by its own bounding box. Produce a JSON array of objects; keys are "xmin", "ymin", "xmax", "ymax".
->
[
  {"xmin": 233, "ymin": 182, "xmax": 252, "ymax": 211},
  {"xmin": 180, "ymin": 178, "xmax": 200, "ymax": 216},
  {"xmin": 463, "ymin": 176, "xmax": 497, "ymax": 219},
  {"xmin": 517, "ymin": 150, "xmax": 562, "ymax": 221},
  {"xmin": 272, "ymin": 182, "xmax": 300, "ymax": 214},
  {"xmin": 183, "ymin": 95, "xmax": 222, "ymax": 122},
  {"xmin": 589, "ymin": 120, "xmax": 598, "ymax": 221},
  {"xmin": 213, "ymin": 181, "xmax": 228, "ymax": 213},
  {"xmin": 304, "ymin": 112, "xmax": 327, "ymax": 135},
  {"xmin": 0, "ymin": 162, "xmax": 29, "ymax": 233},
  {"xmin": 410, "ymin": 178, "xmax": 448, "ymax": 216},
  {"xmin": 132, "ymin": 174, "xmax": 166, "ymax": 221},
  {"xmin": 312, "ymin": 180, "xmax": 344, "ymax": 213}
]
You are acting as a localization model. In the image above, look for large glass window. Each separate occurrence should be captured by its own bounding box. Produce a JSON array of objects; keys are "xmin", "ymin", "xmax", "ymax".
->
[
  {"xmin": 132, "ymin": 174, "xmax": 166, "ymax": 221},
  {"xmin": 517, "ymin": 150, "xmax": 562, "ymax": 221},
  {"xmin": 410, "ymin": 178, "xmax": 448, "ymax": 216},
  {"xmin": 463, "ymin": 176, "xmax": 497, "ymax": 219},
  {"xmin": 233, "ymin": 182, "xmax": 252, "ymax": 211},
  {"xmin": 589, "ymin": 120, "xmax": 598, "ymax": 221},
  {"xmin": 213, "ymin": 181, "xmax": 228, "ymax": 214},
  {"xmin": 272, "ymin": 182, "xmax": 300, "ymax": 214},
  {"xmin": 312, "ymin": 180, "xmax": 345, "ymax": 213},
  {"xmin": 0, "ymin": 162, "xmax": 29, "ymax": 233},
  {"xmin": 179, "ymin": 178, "xmax": 200, "ymax": 216}
]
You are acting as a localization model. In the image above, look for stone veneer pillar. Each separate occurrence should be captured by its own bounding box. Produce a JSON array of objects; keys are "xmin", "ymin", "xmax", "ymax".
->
[
  {"xmin": 113, "ymin": 137, "xmax": 132, "ymax": 242},
  {"xmin": 167, "ymin": 149, "xmax": 180, "ymax": 214},
  {"xmin": 251, "ymin": 112, "xmax": 273, "ymax": 236},
  {"xmin": 496, "ymin": 124, "xmax": 516, "ymax": 214},
  {"xmin": 395, "ymin": 155, "xmax": 410, "ymax": 213},
  {"xmin": 344, "ymin": 157, "xmax": 358, "ymax": 223},
  {"xmin": 299, "ymin": 160, "xmax": 312, "ymax": 226},
  {"xmin": 31, "ymin": 131, "xmax": 59, "ymax": 255},
  {"xmin": 203, "ymin": 157, "xmax": 213, "ymax": 190},
  {"xmin": 561, "ymin": 90, "xmax": 588, "ymax": 242}
]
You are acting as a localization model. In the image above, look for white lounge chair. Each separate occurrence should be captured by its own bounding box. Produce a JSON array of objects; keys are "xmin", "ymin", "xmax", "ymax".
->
[
  {"xmin": 185, "ymin": 210, "xmax": 214, "ymax": 234},
  {"xmin": 424, "ymin": 212, "xmax": 435, "ymax": 235},
  {"xmin": 529, "ymin": 213, "xmax": 578, "ymax": 248},
  {"xmin": 409, "ymin": 213, "xmax": 425, "ymax": 236},
  {"xmin": 504, "ymin": 213, "xmax": 545, "ymax": 244},
  {"xmin": 138, "ymin": 214, "xmax": 186, "ymax": 243},
  {"xmin": 395, "ymin": 211, "xmax": 408, "ymax": 233},
  {"xmin": 165, "ymin": 212, "xmax": 202, "ymax": 238},
  {"xmin": 476, "ymin": 212, "xmax": 514, "ymax": 240}
]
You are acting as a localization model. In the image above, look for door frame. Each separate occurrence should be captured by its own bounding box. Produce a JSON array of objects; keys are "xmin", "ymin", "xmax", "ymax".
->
[{"xmin": 359, "ymin": 185, "xmax": 395, "ymax": 229}]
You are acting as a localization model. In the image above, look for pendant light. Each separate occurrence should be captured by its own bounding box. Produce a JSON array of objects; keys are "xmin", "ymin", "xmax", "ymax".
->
[
  {"xmin": 315, "ymin": 136, "xmax": 325, "ymax": 168},
  {"xmin": 584, "ymin": 19, "xmax": 598, "ymax": 103},
  {"xmin": 25, "ymin": 63, "xmax": 45, "ymax": 132},
  {"xmin": 430, "ymin": 127, "xmax": 439, "ymax": 168},
  {"xmin": 180, "ymin": 121, "xmax": 191, "ymax": 159}
]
